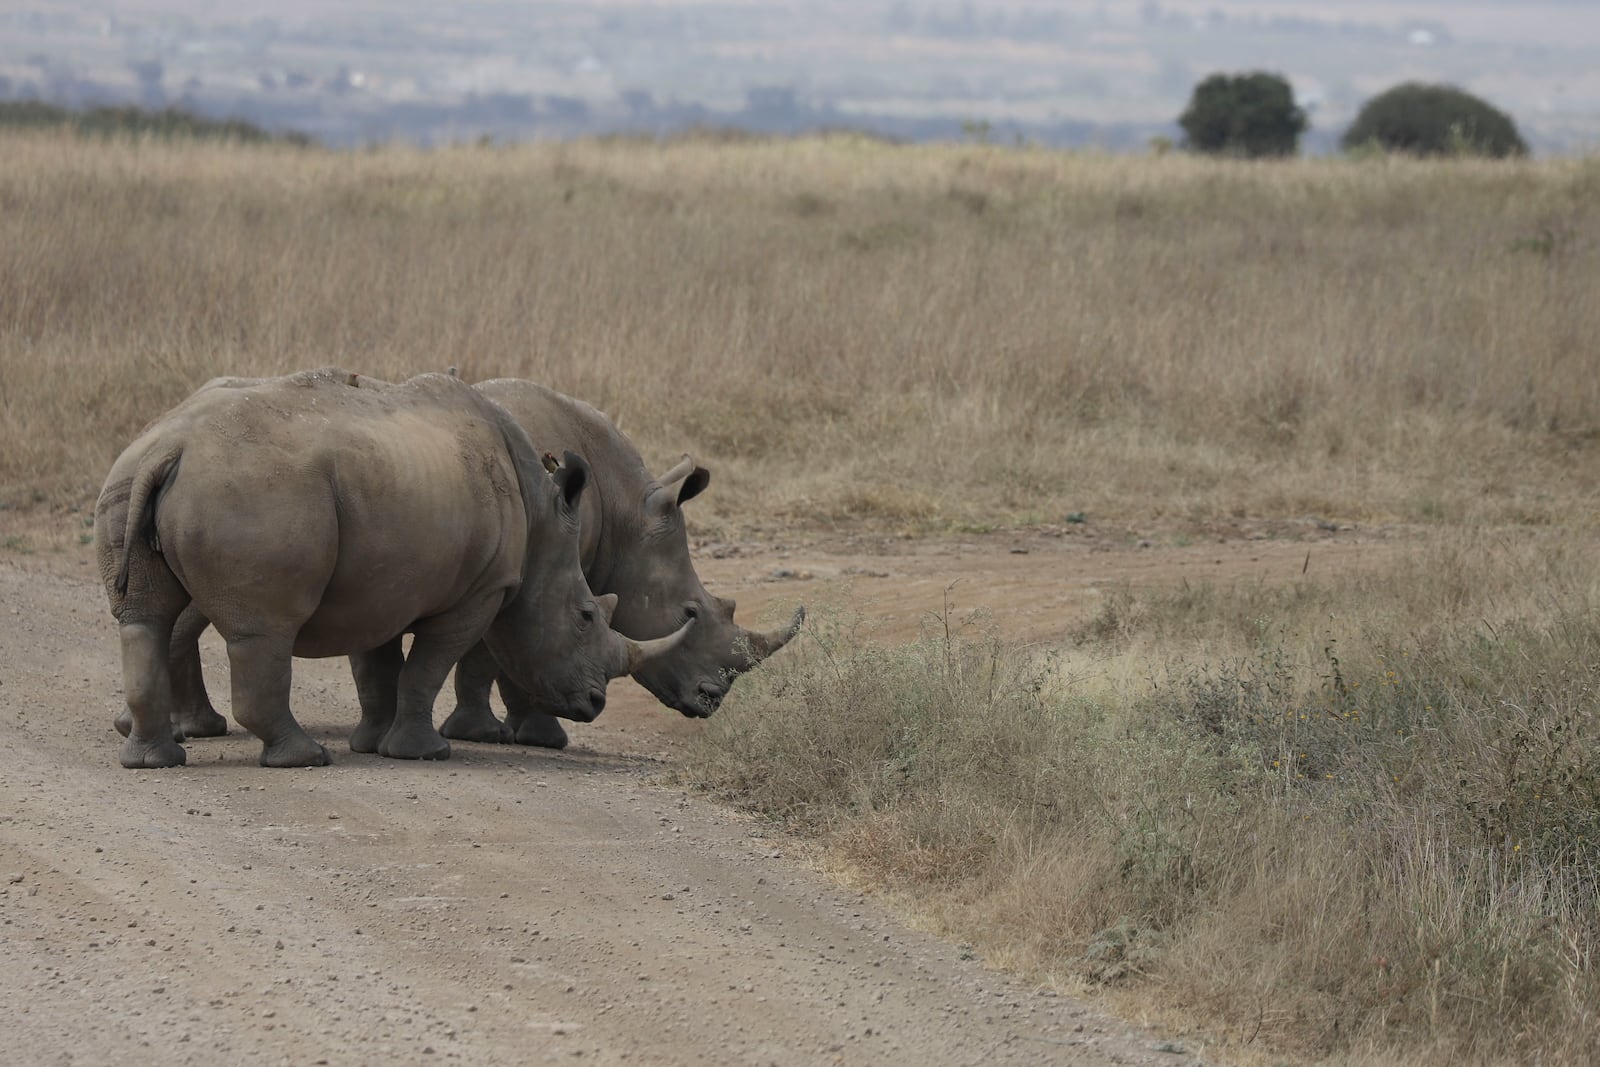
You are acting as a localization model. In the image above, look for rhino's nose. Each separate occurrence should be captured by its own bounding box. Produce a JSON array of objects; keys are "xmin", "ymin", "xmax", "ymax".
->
[
  {"xmin": 697, "ymin": 682, "xmax": 726, "ymax": 711},
  {"xmin": 588, "ymin": 688, "xmax": 607, "ymax": 718}
]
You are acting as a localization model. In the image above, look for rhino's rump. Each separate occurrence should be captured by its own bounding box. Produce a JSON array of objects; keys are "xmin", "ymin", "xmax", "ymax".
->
[{"xmin": 150, "ymin": 378, "xmax": 527, "ymax": 659}]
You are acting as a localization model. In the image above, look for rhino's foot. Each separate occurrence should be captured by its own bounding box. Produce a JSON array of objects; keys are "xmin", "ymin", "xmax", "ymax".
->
[
  {"xmin": 348, "ymin": 719, "xmax": 388, "ymax": 754},
  {"xmin": 114, "ymin": 708, "xmax": 189, "ymax": 743},
  {"xmin": 119, "ymin": 736, "xmax": 187, "ymax": 769},
  {"xmin": 177, "ymin": 706, "xmax": 229, "ymax": 738},
  {"xmin": 440, "ymin": 703, "xmax": 512, "ymax": 745},
  {"xmin": 512, "ymin": 714, "xmax": 570, "ymax": 750},
  {"xmin": 378, "ymin": 724, "xmax": 451, "ymax": 761},
  {"xmin": 259, "ymin": 734, "xmax": 332, "ymax": 768}
]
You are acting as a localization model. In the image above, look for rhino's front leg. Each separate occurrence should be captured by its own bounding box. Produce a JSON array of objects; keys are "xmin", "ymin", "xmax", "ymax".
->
[
  {"xmin": 439, "ymin": 641, "xmax": 513, "ymax": 744},
  {"xmin": 349, "ymin": 637, "xmax": 404, "ymax": 754},
  {"xmin": 227, "ymin": 633, "xmax": 330, "ymax": 768},
  {"xmin": 500, "ymin": 677, "xmax": 570, "ymax": 750},
  {"xmin": 377, "ymin": 600, "xmax": 502, "ymax": 761},
  {"xmin": 377, "ymin": 647, "xmax": 454, "ymax": 761}
]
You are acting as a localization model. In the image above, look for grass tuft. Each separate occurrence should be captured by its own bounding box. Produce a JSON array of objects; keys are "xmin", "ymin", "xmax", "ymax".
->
[{"xmin": 685, "ymin": 535, "xmax": 1600, "ymax": 1064}]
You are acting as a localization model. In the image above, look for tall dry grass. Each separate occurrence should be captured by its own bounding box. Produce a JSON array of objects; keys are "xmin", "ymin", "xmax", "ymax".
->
[
  {"xmin": 685, "ymin": 532, "xmax": 1600, "ymax": 1065},
  {"xmin": 2, "ymin": 130, "xmax": 1598, "ymax": 532}
]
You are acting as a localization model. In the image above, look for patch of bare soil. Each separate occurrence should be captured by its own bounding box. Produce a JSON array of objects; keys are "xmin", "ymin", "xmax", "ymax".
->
[{"xmin": 0, "ymin": 526, "xmax": 1396, "ymax": 1065}]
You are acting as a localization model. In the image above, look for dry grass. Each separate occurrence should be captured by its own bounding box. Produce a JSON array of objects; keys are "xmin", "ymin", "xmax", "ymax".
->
[
  {"xmin": 2, "ymin": 131, "xmax": 1599, "ymax": 534},
  {"xmin": 685, "ymin": 533, "xmax": 1600, "ymax": 1065}
]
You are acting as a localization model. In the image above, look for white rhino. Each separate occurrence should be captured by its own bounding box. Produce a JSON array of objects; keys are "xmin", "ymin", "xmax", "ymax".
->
[
  {"xmin": 439, "ymin": 379, "xmax": 805, "ymax": 749},
  {"xmin": 129, "ymin": 378, "xmax": 802, "ymax": 751},
  {"xmin": 95, "ymin": 369, "xmax": 686, "ymax": 769}
]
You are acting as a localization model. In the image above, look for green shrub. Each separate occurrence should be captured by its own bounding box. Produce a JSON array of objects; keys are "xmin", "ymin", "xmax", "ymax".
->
[
  {"xmin": 1342, "ymin": 83, "xmax": 1527, "ymax": 158},
  {"xmin": 1177, "ymin": 71, "xmax": 1307, "ymax": 158},
  {"xmin": 0, "ymin": 100, "xmax": 310, "ymax": 145}
]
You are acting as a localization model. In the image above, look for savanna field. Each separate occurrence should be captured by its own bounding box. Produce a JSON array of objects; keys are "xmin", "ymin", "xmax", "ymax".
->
[{"xmin": 2, "ymin": 130, "xmax": 1598, "ymax": 1064}]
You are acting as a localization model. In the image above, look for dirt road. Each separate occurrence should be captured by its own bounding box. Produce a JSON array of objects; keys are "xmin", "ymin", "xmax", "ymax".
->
[{"xmin": 0, "ymin": 526, "xmax": 1388, "ymax": 1065}]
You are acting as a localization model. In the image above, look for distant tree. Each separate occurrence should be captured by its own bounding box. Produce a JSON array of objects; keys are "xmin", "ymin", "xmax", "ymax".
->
[
  {"xmin": 1178, "ymin": 71, "xmax": 1307, "ymax": 157},
  {"xmin": 1341, "ymin": 82, "xmax": 1526, "ymax": 158},
  {"xmin": 0, "ymin": 100, "xmax": 310, "ymax": 146}
]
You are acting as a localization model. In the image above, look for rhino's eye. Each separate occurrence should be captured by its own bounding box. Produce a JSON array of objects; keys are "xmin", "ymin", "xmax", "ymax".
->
[
  {"xmin": 580, "ymin": 605, "xmax": 596, "ymax": 625},
  {"xmin": 683, "ymin": 603, "xmax": 700, "ymax": 622}
]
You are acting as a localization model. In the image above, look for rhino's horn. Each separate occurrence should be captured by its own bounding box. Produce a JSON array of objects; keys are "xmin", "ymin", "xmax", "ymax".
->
[
  {"xmin": 656, "ymin": 453, "xmax": 696, "ymax": 488},
  {"xmin": 743, "ymin": 605, "xmax": 806, "ymax": 664},
  {"xmin": 625, "ymin": 618, "xmax": 695, "ymax": 674}
]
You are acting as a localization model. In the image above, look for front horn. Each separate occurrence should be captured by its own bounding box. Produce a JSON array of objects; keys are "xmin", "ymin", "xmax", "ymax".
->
[
  {"xmin": 742, "ymin": 605, "xmax": 806, "ymax": 664},
  {"xmin": 624, "ymin": 618, "xmax": 695, "ymax": 674}
]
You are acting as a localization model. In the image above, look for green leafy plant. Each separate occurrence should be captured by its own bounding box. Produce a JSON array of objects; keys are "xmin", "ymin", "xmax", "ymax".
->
[
  {"xmin": 1342, "ymin": 83, "xmax": 1527, "ymax": 158},
  {"xmin": 1177, "ymin": 71, "xmax": 1307, "ymax": 158}
]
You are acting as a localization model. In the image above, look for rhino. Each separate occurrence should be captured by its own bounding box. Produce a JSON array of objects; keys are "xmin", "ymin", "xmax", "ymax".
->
[
  {"xmin": 437, "ymin": 378, "xmax": 805, "ymax": 749},
  {"xmin": 96, "ymin": 368, "xmax": 687, "ymax": 769},
  {"xmin": 134, "ymin": 378, "xmax": 803, "ymax": 751}
]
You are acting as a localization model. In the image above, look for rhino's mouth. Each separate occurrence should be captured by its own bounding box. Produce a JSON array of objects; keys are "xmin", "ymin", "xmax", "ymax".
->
[
  {"xmin": 647, "ymin": 685, "xmax": 720, "ymax": 718},
  {"xmin": 634, "ymin": 672, "xmax": 730, "ymax": 717},
  {"xmin": 563, "ymin": 688, "xmax": 607, "ymax": 722},
  {"xmin": 677, "ymin": 682, "xmax": 727, "ymax": 718}
]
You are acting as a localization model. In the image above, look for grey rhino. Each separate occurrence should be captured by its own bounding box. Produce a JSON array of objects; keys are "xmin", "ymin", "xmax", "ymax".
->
[
  {"xmin": 134, "ymin": 378, "xmax": 803, "ymax": 750},
  {"xmin": 96, "ymin": 368, "xmax": 687, "ymax": 769},
  {"xmin": 437, "ymin": 379, "xmax": 805, "ymax": 749}
]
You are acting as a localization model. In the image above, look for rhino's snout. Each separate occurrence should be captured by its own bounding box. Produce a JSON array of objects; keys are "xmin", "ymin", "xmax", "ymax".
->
[
  {"xmin": 588, "ymin": 688, "xmax": 607, "ymax": 719},
  {"xmin": 671, "ymin": 681, "xmax": 725, "ymax": 719},
  {"xmin": 694, "ymin": 681, "xmax": 727, "ymax": 715}
]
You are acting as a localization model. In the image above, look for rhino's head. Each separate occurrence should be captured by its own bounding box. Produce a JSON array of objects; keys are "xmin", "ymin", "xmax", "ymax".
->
[
  {"xmin": 485, "ymin": 451, "xmax": 693, "ymax": 722},
  {"xmin": 607, "ymin": 455, "xmax": 805, "ymax": 718}
]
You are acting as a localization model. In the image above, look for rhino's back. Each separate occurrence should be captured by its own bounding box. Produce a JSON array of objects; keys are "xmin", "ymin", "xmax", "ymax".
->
[
  {"xmin": 474, "ymin": 379, "xmax": 653, "ymax": 560},
  {"xmin": 474, "ymin": 380, "xmax": 651, "ymax": 491}
]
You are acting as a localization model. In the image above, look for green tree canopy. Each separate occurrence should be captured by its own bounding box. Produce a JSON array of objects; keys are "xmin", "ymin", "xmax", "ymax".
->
[
  {"xmin": 1342, "ymin": 83, "xmax": 1526, "ymax": 158},
  {"xmin": 1177, "ymin": 71, "xmax": 1307, "ymax": 158}
]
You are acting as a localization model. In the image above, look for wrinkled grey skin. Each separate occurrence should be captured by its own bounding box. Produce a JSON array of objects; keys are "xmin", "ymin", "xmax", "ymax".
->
[
  {"xmin": 437, "ymin": 379, "xmax": 805, "ymax": 750},
  {"xmin": 96, "ymin": 368, "xmax": 686, "ymax": 769}
]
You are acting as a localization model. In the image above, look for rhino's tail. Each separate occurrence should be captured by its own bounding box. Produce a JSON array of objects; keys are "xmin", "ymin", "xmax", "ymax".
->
[{"xmin": 114, "ymin": 445, "xmax": 182, "ymax": 597}]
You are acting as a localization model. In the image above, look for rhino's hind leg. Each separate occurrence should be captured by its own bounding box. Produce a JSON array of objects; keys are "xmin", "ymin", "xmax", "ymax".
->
[
  {"xmin": 169, "ymin": 605, "xmax": 228, "ymax": 738},
  {"xmin": 117, "ymin": 621, "xmax": 188, "ymax": 769},
  {"xmin": 116, "ymin": 607, "xmax": 229, "ymax": 741},
  {"xmin": 113, "ymin": 704, "xmax": 184, "ymax": 744},
  {"xmin": 227, "ymin": 634, "xmax": 331, "ymax": 768},
  {"xmin": 439, "ymin": 641, "xmax": 512, "ymax": 744},
  {"xmin": 349, "ymin": 637, "xmax": 403, "ymax": 753},
  {"xmin": 500, "ymin": 677, "xmax": 570, "ymax": 750}
]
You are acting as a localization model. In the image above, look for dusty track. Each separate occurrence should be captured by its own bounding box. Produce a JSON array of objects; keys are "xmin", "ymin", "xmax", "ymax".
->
[{"xmin": 0, "ymin": 526, "xmax": 1391, "ymax": 1065}]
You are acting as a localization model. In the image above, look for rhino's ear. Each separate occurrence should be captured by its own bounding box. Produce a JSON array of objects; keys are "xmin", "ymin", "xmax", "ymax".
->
[
  {"xmin": 677, "ymin": 466, "xmax": 710, "ymax": 507},
  {"xmin": 656, "ymin": 454, "xmax": 711, "ymax": 509},
  {"xmin": 552, "ymin": 450, "xmax": 590, "ymax": 512}
]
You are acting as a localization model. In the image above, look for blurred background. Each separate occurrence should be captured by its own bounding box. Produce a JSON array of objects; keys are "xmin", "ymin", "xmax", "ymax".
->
[{"xmin": 2, "ymin": 0, "xmax": 1597, "ymax": 153}]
